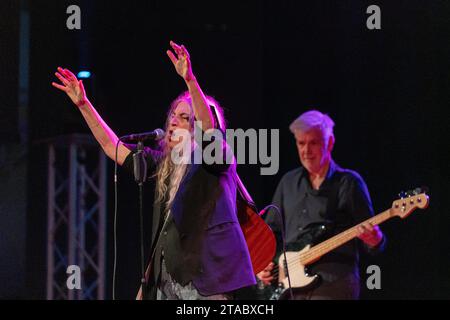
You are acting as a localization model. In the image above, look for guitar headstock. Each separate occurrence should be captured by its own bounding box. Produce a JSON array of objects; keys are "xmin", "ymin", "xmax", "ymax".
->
[{"xmin": 391, "ymin": 187, "xmax": 429, "ymax": 219}]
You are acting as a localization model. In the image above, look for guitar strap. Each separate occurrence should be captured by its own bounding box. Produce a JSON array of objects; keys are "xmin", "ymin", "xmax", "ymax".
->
[{"xmin": 234, "ymin": 172, "xmax": 257, "ymax": 211}]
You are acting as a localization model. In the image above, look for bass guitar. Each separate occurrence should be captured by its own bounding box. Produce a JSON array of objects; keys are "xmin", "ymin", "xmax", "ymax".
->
[{"xmin": 266, "ymin": 189, "xmax": 429, "ymax": 300}]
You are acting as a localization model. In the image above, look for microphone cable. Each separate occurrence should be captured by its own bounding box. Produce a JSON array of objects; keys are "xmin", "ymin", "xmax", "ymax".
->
[{"xmin": 112, "ymin": 139, "xmax": 120, "ymax": 300}]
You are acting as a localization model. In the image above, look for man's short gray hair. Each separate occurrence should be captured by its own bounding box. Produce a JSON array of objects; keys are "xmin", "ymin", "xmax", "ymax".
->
[{"xmin": 289, "ymin": 110, "xmax": 335, "ymax": 142}]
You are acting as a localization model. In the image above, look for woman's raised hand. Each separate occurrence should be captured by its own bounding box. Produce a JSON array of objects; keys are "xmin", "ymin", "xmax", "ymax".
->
[
  {"xmin": 52, "ymin": 67, "xmax": 87, "ymax": 107},
  {"xmin": 167, "ymin": 41, "xmax": 195, "ymax": 82}
]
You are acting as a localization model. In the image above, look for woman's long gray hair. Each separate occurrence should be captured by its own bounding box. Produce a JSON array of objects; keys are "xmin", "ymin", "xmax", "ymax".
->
[{"xmin": 154, "ymin": 91, "xmax": 226, "ymax": 209}]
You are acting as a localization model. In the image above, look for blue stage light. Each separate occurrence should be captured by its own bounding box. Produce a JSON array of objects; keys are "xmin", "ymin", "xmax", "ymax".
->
[{"xmin": 77, "ymin": 71, "xmax": 91, "ymax": 79}]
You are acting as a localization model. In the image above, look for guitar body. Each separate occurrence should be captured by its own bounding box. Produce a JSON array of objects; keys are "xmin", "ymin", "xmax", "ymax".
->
[
  {"xmin": 264, "ymin": 246, "xmax": 321, "ymax": 300},
  {"xmin": 278, "ymin": 246, "xmax": 320, "ymax": 290},
  {"xmin": 237, "ymin": 197, "xmax": 276, "ymax": 275}
]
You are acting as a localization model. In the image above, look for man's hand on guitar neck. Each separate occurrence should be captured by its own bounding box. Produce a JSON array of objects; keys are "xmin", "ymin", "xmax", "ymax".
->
[{"xmin": 357, "ymin": 222, "xmax": 383, "ymax": 248}]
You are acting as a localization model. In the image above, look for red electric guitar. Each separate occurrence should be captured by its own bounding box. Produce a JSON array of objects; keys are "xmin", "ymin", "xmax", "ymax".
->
[{"xmin": 236, "ymin": 174, "xmax": 276, "ymax": 275}]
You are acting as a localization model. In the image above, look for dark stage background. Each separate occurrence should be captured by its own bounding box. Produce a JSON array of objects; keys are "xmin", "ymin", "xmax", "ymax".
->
[{"xmin": 1, "ymin": 0, "xmax": 449, "ymax": 299}]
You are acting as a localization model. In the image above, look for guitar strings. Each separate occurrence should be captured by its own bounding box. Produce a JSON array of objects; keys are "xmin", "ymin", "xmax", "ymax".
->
[
  {"xmin": 267, "ymin": 211, "xmax": 390, "ymax": 278},
  {"xmin": 264, "ymin": 229, "xmax": 361, "ymax": 279},
  {"xmin": 263, "ymin": 200, "xmax": 423, "ymax": 282}
]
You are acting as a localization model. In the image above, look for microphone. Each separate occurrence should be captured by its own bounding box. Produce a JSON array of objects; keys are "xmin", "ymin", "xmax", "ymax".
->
[{"xmin": 120, "ymin": 128, "xmax": 165, "ymax": 142}]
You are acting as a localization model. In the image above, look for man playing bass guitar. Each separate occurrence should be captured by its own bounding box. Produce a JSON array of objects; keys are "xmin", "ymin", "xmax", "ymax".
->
[{"xmin": 257, "ymin": 110, "xmax": 386, "ymax": 300}]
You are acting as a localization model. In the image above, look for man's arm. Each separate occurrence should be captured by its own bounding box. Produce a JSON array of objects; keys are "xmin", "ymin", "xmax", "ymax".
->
[{"xmin": 346, "ymin": 173, "xmax": 385, "ymax": 252}]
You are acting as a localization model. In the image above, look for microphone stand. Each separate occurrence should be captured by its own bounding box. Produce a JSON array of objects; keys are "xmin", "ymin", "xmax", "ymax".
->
[{"xmin": 133, "ymin": 140, "xmax": 148, "ymax": 298}]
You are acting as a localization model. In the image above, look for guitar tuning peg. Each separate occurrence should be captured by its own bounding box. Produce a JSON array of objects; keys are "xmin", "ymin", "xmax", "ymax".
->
[
  {"xmin": 398, "ymin": 191, "xmax": 407, "ymax": 199},
  {"xmin": 413, "ymin": 188, "xmax": 421, "ymax": 195}
]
